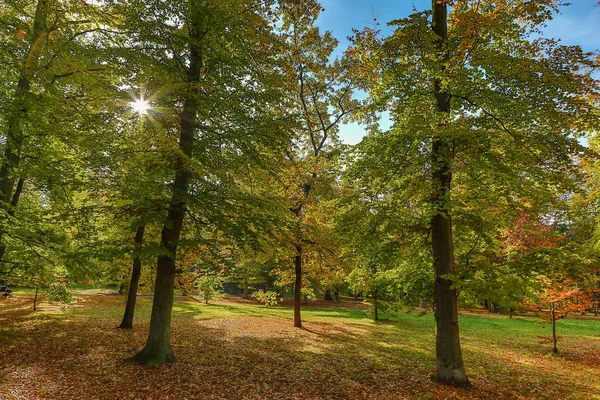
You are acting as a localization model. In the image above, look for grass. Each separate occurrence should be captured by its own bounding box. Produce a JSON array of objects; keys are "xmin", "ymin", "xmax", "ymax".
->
[{"xmin": 0, "ymin": 293, "xmax": 598, "ymax": 399}]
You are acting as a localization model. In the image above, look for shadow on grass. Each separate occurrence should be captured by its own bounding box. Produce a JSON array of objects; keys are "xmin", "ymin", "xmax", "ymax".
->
[{"xmin": 1, "ymin": 295, "xmax": 598, "ymax": 400}]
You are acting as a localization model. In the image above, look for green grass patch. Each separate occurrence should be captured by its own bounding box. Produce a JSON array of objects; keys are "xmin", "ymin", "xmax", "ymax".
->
[{"xmin": 1, "ymin": 294, "xmax": 598, "ymax": 400}]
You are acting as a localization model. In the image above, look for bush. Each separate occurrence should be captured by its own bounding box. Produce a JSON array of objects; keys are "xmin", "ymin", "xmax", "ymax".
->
[{"xmin": 47, "ymin": 284, "xmax": 74, "ymax": 305}]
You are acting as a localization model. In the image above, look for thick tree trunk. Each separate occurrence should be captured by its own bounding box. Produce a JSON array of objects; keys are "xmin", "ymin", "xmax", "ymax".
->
[
  {"xmin": 325, "ymin": 289, "xmax": 333, "ymax": 301},
  {"xmin": 119, "ymin": 225, "xmax": 146, "ymax": 329},
  {"xmin": 430, "ymin": 0, "xmax": 469, "ymax": 387},
  {"xmin": 294, "ymin": 245, "xmax": 302, "ymax": 328},
  {"xmin": 130, "ymin": 9, "xmax": 201, "ymax": 365},
  {"xmin": 334, "ymin": 288, "xmax": 340, "ymax": 303}
]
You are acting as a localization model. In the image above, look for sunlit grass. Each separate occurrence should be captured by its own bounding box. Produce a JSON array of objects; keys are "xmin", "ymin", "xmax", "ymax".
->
[{"xmin": 2, "ymin": 293, "xmax": 598, "ymax": 399}]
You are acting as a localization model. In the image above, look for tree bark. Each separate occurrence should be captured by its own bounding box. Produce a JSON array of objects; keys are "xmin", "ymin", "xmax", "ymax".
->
[
  {"xmin": 325, "ymin": 289, "xmax": 333, "ymax": 301},
  {"xmin": 334, "ymin": 288, "xmax": 340, "ymax": 303},
  {"xmin": 129, "ymin": 7, "xmax": 201, "ymax": 365},
  {"xmin": 119, "ymin": 225, "xmax": 146, "ymax": 329},
  {"xmin": 243, "ymin": 279, "xmax": 249, "ymax": 299},
  {"xmin": 294, "ymin": 245, "xmax": 302, "ymax": 328},
  {"xmin": 0, "ymin": 178, "xmax": 25, "ymax": 263},
  {"xmin": 373, "ymin": 288, "xmax": 379, "ymax": 321},
  {"xmin": 430, "ymin": 0, "xmax": 470, "ymax": 387}
]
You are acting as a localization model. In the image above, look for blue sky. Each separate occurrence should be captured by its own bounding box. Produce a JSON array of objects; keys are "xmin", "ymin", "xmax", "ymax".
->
[{"xmin": 315, "ymin": 0, "xmax": 600, "ymax": 145}]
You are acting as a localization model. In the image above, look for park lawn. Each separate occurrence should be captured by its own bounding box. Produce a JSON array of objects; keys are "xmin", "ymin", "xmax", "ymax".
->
[{"xmin": 0, "ymin": 294, "xmax": 598, "ymax": 400}]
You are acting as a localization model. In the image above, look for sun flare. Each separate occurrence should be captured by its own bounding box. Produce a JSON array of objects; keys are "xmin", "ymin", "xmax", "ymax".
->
[{"xmin": 131, "ymin": 98, "xmax": 150, "ymax": 114}]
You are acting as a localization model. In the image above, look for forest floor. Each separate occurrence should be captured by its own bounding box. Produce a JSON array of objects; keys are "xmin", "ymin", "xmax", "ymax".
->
[{"xmin": 0, "ymin": 293, "xmax": 599, "ymax": 400}]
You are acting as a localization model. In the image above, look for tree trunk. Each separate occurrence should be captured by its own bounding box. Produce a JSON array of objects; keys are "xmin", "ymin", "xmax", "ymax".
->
[
  {"xmin": 334, "ymin": 288, "xmax": 340, "ymax": 303},
  {"xmin": 0, "ymin": 178, "xmax": 25, "ymax": 263},
  {"xmin": 294, "ymin": 245, "xmax": 302, "ymax": 328},
  {"xmin": 243, "ymin": 279, "xmax": 249, "ymax": 299},
  {"xmin": 119, "ymin": 225, "xmax": 146, "ymax": 329},
  {"xmin": 430, "ymin": 0, "xmax": 469, "ymax": 387},
  {"xmin": 33, "ymin": 287, "xmax": 39, "ymax": 311},
  {"xmin": 129, "ymin": 8, "xmax": 201, "ymax": 365},
  {"xmin": 488, "ymin": 302, "xmax": 500, "ymax": 314},
  {"xmin": 551, "ymin": 303, "xmax": 558, "ymax": 354},
  {"xmin": 325, "ymin": 289, "xmax": 332, "ymax": 301},
  {"xmin": 0, "ymin": 0, "xmax": 48, "ymax": 258},
  {"xmin": 373, "ymin": 288, "xmax": 379, "ymax": 321}
]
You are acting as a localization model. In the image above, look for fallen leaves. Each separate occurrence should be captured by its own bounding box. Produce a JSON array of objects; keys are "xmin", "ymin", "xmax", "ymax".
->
[{"xmin": 0, "ymin": 294, "xmax": 598, "ymax": 399}]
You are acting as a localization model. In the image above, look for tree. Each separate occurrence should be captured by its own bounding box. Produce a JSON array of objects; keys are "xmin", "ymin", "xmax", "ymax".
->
[
  {"xmin": 0, "ymin": 0, "xmax": 128, "ymax": 285},
  {"xmin": 347, "ymin": 0, "xmax": 599, "ymax": 387},
  {"xmin": 117, "ymin": 0, "xmax": 288, "ymax": 365},
  {"xmin": 526, "ymin": 276, "xmax": 593, "ymax": 354},
  {"xmin": 119, "ymin": 225, "xmax": 146, "ymax": 329},
  {"xmin": 276, "ymin": 0, "xmax": 359, "ymax": 328},
  {"xmin": 195, "ymin": 268, "xmax": 223, "ymax": 304}
]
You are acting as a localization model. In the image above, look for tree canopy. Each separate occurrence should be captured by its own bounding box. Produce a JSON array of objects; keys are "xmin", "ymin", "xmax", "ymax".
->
[{"xmin": 0, "ymin": 0, "xmax": 598, "ymax": 391}]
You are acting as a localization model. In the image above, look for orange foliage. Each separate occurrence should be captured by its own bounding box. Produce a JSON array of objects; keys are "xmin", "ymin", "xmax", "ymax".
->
[
  {"xmin": 525, "ymin": 276, "xmax": 593, "ymax": 319},
  {"xmin": 503, "ymin": 213, "xmax": 564, "ymax": 251},
  {"xmin": 175, "ymin": 271, "xmax": 198, "ymax": 296}
]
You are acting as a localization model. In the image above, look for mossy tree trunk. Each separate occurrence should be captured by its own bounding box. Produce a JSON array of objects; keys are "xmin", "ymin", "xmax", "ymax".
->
[{"xmin": 0, "ymin": 178, "xmax": 24, "ymax": 262}]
